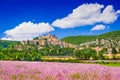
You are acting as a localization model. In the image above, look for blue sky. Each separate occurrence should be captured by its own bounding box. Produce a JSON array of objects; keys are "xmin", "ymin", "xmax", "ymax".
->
[{"xmin": 0, "ymin": 0, "xmax": 120, "ymax": 40}]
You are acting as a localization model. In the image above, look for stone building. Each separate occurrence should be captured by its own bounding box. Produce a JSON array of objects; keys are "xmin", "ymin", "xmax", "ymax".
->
[
  {"xmin": 21, "ymin": 40, "xmax": 38, "ymax": 45},
  {"xmin": 21, "ymin": 34, "xmax": 78, "ymax": 49}
]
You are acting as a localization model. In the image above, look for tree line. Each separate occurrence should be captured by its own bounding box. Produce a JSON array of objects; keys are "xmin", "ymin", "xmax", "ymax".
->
[{"xmin": 0, "ymin": 43, "xmax": 120, "ymax": 61}]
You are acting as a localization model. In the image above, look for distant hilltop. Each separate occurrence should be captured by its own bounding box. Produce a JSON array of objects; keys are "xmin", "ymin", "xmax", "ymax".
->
[
  {"xmin": 1, "ymin": 30, "xmax": 120, "ymax": 50},
  {"xmin": 21, "ymin": 30, "xmax": 120, "ymax": 49},
  {"xmin": 21, "ymin": 34, "xmax": 78, "ymax": 49},
  {"xmin": 62, "ymin": 30, "xmax": 120, "ymax": 46},
  {"xmin": 1, "ymin": 30, "xmax": 120, "ymax": 54},
  {"xmin": 20, "ymin": 30, "xmax": 120, "ymax": 54}
]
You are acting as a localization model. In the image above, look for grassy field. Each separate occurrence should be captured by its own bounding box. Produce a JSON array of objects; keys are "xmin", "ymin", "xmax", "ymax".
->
[
  {"xmin": 41, "ymin": 56, "xmax": 120, "ymax": 67},
  {"xmin": 41, "ymin": 56, "xmax": 76, "ymax": 60},
  {"xmin": 102, "ymin": 63, "xmax": 120, "ymax": 67}
]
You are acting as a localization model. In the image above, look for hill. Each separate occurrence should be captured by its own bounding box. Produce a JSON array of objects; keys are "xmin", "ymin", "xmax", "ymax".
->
[
  {"xmin": 61, "ymin": 30, "xmax": 120, "ymax": 45},
  {"xmin": 99, "ymin": 30, "xmax": 120, "ymax": 39},
  {"xmin": 0, "ymin": 40, "xmax": 20, "ymax": 48}
]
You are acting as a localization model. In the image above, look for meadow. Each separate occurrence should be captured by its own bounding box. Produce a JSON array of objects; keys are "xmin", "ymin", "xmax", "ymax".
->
[{"xmin": 0, "ymin": 61, "xmax": 120, "ymax": 80}]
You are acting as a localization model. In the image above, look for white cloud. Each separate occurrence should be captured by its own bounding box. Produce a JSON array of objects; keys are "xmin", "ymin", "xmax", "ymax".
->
[
  {"xmin": 117, "ymin": 10, "xmax": 120, "ymax": 14},
  {"xmin": 91, "ymin": 24, "xmax": 106, "ymax": 31},
  {"xmin": 2, "ymin": 21, "xmax": 54, "ymax": 41},
  {"xmin": 52, "ymin": 3, "xmax": 120, "ymax": 29},
  {"xmin": 1, "ymin": 38, "xmax": 12, "ymax": 40}
]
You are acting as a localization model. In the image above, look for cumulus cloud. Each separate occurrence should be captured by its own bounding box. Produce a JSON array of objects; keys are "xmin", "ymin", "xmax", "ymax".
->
[
  {"xmin": 52, "ymin": 3, "xmax": 120, "ymax": 29},
  {"xmin": 2, "ymin": 21, "xmax": 54, "ymax": 41},
  {"xmin": 117, "ymin": 10, "xmax": 120, "ymax": 14},
  {"xmin": 91, "ymin": 24, "xmax": 106, "ymax": 31}
]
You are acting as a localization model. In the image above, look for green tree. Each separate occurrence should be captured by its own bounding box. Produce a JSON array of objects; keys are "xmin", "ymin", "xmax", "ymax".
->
[
  {"xmin": 74, "ymin": 50, "xmax": 81, "ymax": 59},
  {"xmin": 112, "ymin": 47, "xmax": 117, "ymax": 54},
  {"xmin": 74, "ymin": 48, "xmax": 97, "ymax": 60},
  {"xmin": 98, "ymin": 50, "xmax": 105, "ymax": 60},
  {"xmin": 118, "ymin": 48, "xmax": 120, "ymax": 54}
]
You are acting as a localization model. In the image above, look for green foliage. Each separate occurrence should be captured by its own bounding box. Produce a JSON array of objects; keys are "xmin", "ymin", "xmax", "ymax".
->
[
  {"xmin": 62, "ymin": 36, "xmax": 97, "ymax": 45},
  {"xmin": 0, "ymin": 40, "xmax": 20, "ymax": 48},
  {"xmin": 74, "ymin": 48, "xmax": 97, "ymax": 60},
  {"xmin": 0, "ymin": 49, "xmax": 41, "ymax": 61},
  {"xmin": 99, "ymin": 30, "xmax": 120, "ymax": 39},
  {"xmin": 0, "ymin": 43, "xmax": 41, "ymax": 61},
  {"xmin": 102, "ymin": 62, "xmax": 120, "ymax": 67},
  {"xmin": 33, "ymin": 37, "xmax": 39, "ymax": 40},
  {"xmin": 40, "ymin": 45, "xmax": 74, "ymax": 56},
  {"xmin": 112, "ymin": 47, "xmax": 117, "ymax": 54},
  {"xmin": 118, "ymin": 48, "xmax": 120, "ymax": 54}
]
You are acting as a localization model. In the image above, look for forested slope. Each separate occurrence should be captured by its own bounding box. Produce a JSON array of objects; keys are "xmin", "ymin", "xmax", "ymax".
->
[{"xmin": 61, "ymin": 30, "xmax": 120, "ymax": 45}]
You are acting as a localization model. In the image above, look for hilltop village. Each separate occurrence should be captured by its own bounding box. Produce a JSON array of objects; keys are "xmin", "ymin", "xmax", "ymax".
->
[
  {"xmin": 21, "ymin": 34, "xmax": 120, "ymax": 54},
  {"xmin": 1, "ymin": 31, "xmax": 120, "ymax": 61},
  {"xmin": 21, "ymin": 34, "xmax": 78, "ymax": 49}
]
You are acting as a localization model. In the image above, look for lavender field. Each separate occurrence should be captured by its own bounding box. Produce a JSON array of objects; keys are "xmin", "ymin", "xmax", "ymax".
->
[{"xmin": 0, "ymin": 61, "xmax": 120, "ymax": 80}]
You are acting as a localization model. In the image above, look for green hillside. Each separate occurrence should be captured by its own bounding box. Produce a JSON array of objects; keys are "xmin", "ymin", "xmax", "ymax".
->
[
  {"xmin": 61, "ymin": 30, "xmax": 120, "ymax": 45},
  {"xmin": 0, "ymin": 40, "xmax": 20, "ymax": 48},
  {"xmin": 99, "ymin": 30, "xmax": 120, "ymax": 39}
]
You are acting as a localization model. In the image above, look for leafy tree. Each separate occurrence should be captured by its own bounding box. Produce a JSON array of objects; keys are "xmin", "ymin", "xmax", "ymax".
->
[
  {"xmin": 74, "ymin": 50, "xmax": 81, "ymax": 59},
  {"xmin": 118, "ymin": 48, "xmax": 120, "ymax": 54},
  {"xmin": 33, "ymin": 37, "xmax": 39, "ymax": 40},
  {"xmin": 98, "ymin": 51, "xmax": 105, "ymax": 60},
  {"xmin": 112, "ymin": 47, "xmax": 117, "ymax": 54},
  {"xmin": 74, "ymin": 48, "xmax": 97, "ymax": 60}
]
